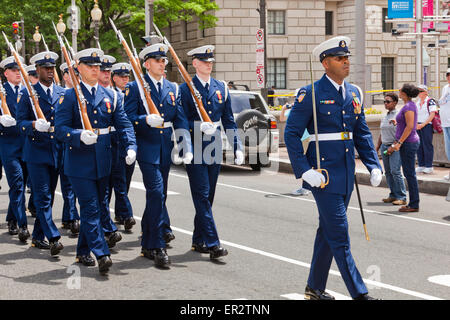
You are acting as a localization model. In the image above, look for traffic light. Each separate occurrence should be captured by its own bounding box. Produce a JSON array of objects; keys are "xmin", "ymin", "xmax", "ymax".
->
[{"xmin": 12, "ymin": 22, "xmax": 19, "ymax": 35}]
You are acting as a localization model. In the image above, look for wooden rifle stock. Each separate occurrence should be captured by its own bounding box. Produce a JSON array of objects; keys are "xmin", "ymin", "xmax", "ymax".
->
[
  {"xmin": 153, "ymin": 23, "xmax": 212, "ymax": 123},
  {"xmin": 53, "ymin": 22, "xmax": 93, "ymax": 132},
  {"xmin": 109, "ymin": 18, "xmax": 159, "ymax": 116},
  {"xmin": 0, "ymin": 83, "xmax": 11, "ymax": 116},
  {"xmin": 2, "ymin": 32, "xmax": 46, "ymax": 120}
]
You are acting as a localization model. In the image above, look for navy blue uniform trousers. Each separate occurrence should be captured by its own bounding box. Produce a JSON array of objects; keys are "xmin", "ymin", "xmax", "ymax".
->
[
  {"xmin": 69, "ymin": 176, "xmax": 111, "ymax": 258},
  {"xmin": 27, "ymin": 163, "xmax": 60, "ymax": 242},
  {"xmin": 307, "ymin": 190, "xmax": 368, "ymax": 299},
  {"xmin": 2, "ymin": 157, "xmax": 27, "ymax": 228},
  {"xmin": 185, "ymin": 163, "xmax": 221, "ymax": 248}
]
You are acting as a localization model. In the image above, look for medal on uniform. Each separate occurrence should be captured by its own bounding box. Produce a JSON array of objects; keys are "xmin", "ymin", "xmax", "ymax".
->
[
  {"xmin": 216, "ymin": 90, "xmax": 223, "ymax": 104},
  {"xmin": 17, "ymin": 94, "xmax": 21, "ymax": 104},
  {"xmin": 320, "ymin": 100, "xmax": 335, "ymax": 104},
  {"xmin": 352, "ymin": 92, "xmax": 361, "ymax": 114},
  {"xmin": 105, "ymin": 98, "xmax": 111, "ymax": 113},
  {"xmin": 169, "ymin": 92, "xmax": 175, "ymax": 106}
]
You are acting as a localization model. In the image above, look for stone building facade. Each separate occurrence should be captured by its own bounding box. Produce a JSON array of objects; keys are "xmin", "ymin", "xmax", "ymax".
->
[{"xmin": 165, "ymin": 0, "xmax": 449, "ymax": 103}]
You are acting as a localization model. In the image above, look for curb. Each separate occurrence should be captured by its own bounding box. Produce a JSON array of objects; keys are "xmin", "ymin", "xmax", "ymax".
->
[{"xmin": 272, "ymin": 158, "xmax": 450, "ymax": 196}]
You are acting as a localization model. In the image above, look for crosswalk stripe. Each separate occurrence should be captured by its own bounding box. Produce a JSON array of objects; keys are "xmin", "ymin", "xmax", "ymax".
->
[
  {"xmin": 428, "ymin": 275, "xmax": 450, "ymax": 288},
  {"xmin": 281, "ymin": 293, "xmax": 305, "ymax": 300}
]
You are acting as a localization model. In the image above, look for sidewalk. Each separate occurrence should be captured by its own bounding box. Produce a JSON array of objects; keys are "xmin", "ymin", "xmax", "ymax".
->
[{"xmin": 270, "ymin": 146, "xmax": 450, "ymax": 196}]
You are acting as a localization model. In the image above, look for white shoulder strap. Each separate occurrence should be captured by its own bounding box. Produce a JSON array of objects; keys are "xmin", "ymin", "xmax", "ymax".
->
[
  {"xmin": 113, "ymin": 88, "xmax": 118, "ymax": 112},
  {"xmin": 174, "ymin": 82, "xmax": 179, "ymax": 99},
  {"xmin": 353, "ymin": 84, "xmax": 364, "ymax": 106},
  {"xmin": 220, "ymin": 80, "xmax": 229, "ymax": 101}
]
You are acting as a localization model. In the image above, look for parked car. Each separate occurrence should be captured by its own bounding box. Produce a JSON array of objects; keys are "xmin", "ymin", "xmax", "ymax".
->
[{"xmin": 221, "ymin": 85, "xmax": 279, "ymax": 171}]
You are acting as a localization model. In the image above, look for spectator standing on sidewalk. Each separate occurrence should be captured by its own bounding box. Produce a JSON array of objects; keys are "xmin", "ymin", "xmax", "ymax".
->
[
  {"xmin": 415, "ymin": 85, "xmax": 436, "ymax": 174},
  {"xmin": 387, "ymin": 84, "xmax": 420, "ymax": 212},
  {"xmin": 268, "ymin": 85, "xmax": 275, "ymax": 107},
  {"xmin": 281, "ymin": 99, "xmax": 311, "ymax": 196},
  {"xmin": 376, "ymin": 92, "xmax": 407, "ymax": 205},
  {"xmin": 438, "ymin": 69, "xmax": 450, "ymax": 181}
]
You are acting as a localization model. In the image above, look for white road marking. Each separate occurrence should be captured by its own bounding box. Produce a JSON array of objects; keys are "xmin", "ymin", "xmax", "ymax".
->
[
  {"xmin": 326, "ymin": 290, "xmax": 351, "ymax": 300},
  {"xmin": 428, "ymin": 275, "xmax": 450, "ymax": 288},
  {"xmin": 130, "ymin": 181, "xmax": 179, "ymax": 195},
  {"xmin": 169, "ymin": 172, "xmax": 450, "ymax": 228},
  {"xmin": 281, "ymin": 293, "xmax": 305, "ymax": 300}
]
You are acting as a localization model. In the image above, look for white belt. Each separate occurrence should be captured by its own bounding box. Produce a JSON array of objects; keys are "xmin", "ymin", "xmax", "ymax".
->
[
  {"xmin": 93, "ymin": 127, "xmax": 112, "ymax": 135},
  {"xmin": 309, "ymin": 132, "xmax": 353, "ymax": 142},
  {"xmin": 156, "ymin": 122, "xmax": 173, "ymax": 129}
]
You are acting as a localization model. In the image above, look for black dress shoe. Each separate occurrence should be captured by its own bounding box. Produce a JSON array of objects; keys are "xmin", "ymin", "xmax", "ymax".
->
[
  {"xmin": 18, "ymin": 227, "xmax": 30, "ymax": 242},
  {"xmin": 31, "ymin": 238, "xmax": 50, "ymax": 250},
  {"xmin": 141, "ymin": 248, "xmax": 155, "ymax": 260},
  {"xmin": 61, "ymin": 222, "xmax": 70, "ymax": 229},
  {"xmin": 163, "ymin": 232, "xmax": 175, "ymax": 244},
  {"xmin": 98, "ymin": 255, "xmax": 112, "ymax": 274},
  {"xmin": 27, "ymin": 208, "xmax": 36, "ymax": 218},
  {"xmin": 8, "ymin": 221, "xmax": 19, "ymax": 235},
  {"xmin": 209, "ymin": 245, "xmax": 228, "ymax": 260},
  {"xmin": 153, "ymin": 248, "xmax": 171, "ymax": 268},
  {"xmin": 70, "ymin": 220, "xmax": 80, "ymax": 235},
  {"xmin": 49, "ymin": 241, "xmax": 64, "ymax": 256},
  {"xmin": 76, "ymin": 255, "xmax": 96, "ymax": 266},
  {"xmin": 114, "ymin": 216, "xmax": 124, "ymax": 225},
  {"xmin": 105, "ymin": 232, "xmax": 122, "ymax": 248},
  {"xmin": 354, "ymin": 293, "xmax": 380, "ymax": 300},
  {"xmin": 191, "ymin": 243, "xmax": 209, "ymax": 254},
  {"xmin": 124, "ymin": 217, "xmax": 136, "ymax": 231},
  {"xmin": 304, "ymin": 285, "xmax": 335, "ymax": 300}
]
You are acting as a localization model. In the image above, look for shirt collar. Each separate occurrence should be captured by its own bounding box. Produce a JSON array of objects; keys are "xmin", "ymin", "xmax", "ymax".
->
[
  {"xmin": 196, "ymin": 75, "xmax": 211, "ymax": 89},
  {"xmin": 39, "ymin": 82, "xmax": 54, "ymax": 96},
  {"xmin": 8, "ymin": 82, "xmax": 22, "ymax": 91},
  {"xmin": 148, "ymin": 74, "xmax": 164, "ymax": 90},
  {"xmin": 81, "ymin": 81, "xmax": 99, "ymax": 94},
  {"xmin": 326, "ymin": 74, "xmax": 345, "ymax": 97}
]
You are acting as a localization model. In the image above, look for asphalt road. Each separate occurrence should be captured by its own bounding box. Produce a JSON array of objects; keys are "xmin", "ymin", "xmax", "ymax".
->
[{"xmin": 0, "ymin": 163, "xmax": 449, "ymax": 301}]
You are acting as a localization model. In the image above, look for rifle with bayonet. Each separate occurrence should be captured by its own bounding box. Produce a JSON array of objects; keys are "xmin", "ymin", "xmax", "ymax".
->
[
  {"xmin": 129, "ymin": 33, "xmax": 143, "ymax": 74},
  {"xmin": 153, "ymin": 22, "xmax": 212, "ymax": 123},
  {"xmin": 41, "ymin": 34, "xmax": 61, "ymax": 86},
  {"xmin": 2, "ymin": 32, "xmax": 46, "ymax": 120},
  {"xmin": 52, "ymin": 21, "xmax": 93, "ymax": 132},
  {"xmin": 109, "ymin": 18, "xmax": 159, "ymax": 116}
]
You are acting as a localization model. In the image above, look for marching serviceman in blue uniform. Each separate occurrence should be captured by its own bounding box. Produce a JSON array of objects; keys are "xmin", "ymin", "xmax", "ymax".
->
[
  {"xmin": 179, "ymin": 45, "xmax": 244, "ymax": 260},
  {"xmin": 109, "ymin": 62, "xmax": 135, "ymax": 230},
  {"xmin": 124, "ymin": 43, "xmax": 192, "ymax": 268},
  {"xmin": 17, "ymin": 51, "xmax": 65, "ymax": 256},
  {"xmin": 0, "ymin": 56, "xmax": 30, "ymax": 241},
  {"xmin": 284, "ymin": 36, "xmax": 383, "ymax": 300},
  {"xmin": 57, "ymin": 63, "xmax": 80, "ymax": 236},
  {"xmin": 55, "ymin": 48, "xmax": 137, "ymax": 274}
]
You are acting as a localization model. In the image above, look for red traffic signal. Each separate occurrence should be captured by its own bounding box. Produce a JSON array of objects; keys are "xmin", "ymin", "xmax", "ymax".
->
[{"xmin": 12, "ymin": 22, "xmax": 19, "ymax": 34}]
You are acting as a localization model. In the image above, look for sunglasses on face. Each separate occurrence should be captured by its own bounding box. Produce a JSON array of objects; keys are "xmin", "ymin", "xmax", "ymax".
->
[{"xmin": 384, "ymin": 100, "xmax": 393, "ymax": 104}]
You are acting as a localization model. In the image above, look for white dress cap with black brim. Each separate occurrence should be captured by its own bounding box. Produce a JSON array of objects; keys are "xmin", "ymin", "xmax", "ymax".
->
[
  {"xmin": 139, "ymin": 43, "xmax": 168, "ymax": 62},
  {"xmin": 101, "ymin": 55, "xmax": 117, "ymax": 71},
  {"xmin": 26, "ymin": 64, "xmax": 37, "ymax": 76},
  {"xmin": 0, "ymin": 56, "xmax": 25, "ymax": 70},
  {"xmin": 30, "ymin": 51, "xmax": 59, "ymax": 67},
  {"xmin": 111, "ymin": 63, "xmax": 132, "ymax": 76},
  {"xmin": 74, "ymin": 48, "xmax": 104, "ymax": 66},
  {"xmin": 187, "ymin": 45, "xmax": 215, "ymax": 62},
  {"xmin": 312, "ymin": 36, "xmax": 351, "ymax": 62}
]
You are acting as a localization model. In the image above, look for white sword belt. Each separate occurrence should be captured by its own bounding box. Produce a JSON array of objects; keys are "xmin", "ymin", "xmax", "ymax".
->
[{"xmin": 308, "ymin": 132, "xmax": 353, "ymax": 142}]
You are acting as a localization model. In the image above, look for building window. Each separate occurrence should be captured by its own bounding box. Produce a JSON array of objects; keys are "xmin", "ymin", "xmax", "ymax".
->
[
  {"xmin": 181, "ymin": 20, "xmax": 187, "ymax": 41},
  {"xmin": 381, "ymin": 57, "xmax": 395, "ymax": 91},
  {"xmin": 382, "ymin": 8, "xmax": 393, "ymax": 33},
  {"xmin": 325, "ymin": 11, "xmax": 333, "ymax": 35},
  {"xmin": 267, "ymin": 59, "xmax": 286, "ymax": 89},
  {"xmin": 268, "ymin": 11, "xmax": 285, "ymax": 35}
]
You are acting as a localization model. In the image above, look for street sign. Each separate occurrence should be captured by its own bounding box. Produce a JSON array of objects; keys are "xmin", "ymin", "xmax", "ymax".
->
[
  {"xmin": 388, "ymin": 0, "xmax": 414, "ymax": 18},
  {"xmin": 256, "ymin": 28, "xmax": 265, "ymax": 88}
]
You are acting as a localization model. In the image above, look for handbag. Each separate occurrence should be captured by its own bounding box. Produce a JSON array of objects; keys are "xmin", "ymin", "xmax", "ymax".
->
[{"xmin": 427, "ymin": 99, "xmax": 443, "ymax": 134}]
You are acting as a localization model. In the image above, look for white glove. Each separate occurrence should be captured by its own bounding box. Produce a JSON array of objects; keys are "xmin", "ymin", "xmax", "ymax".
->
[
  {"xmin": 80, "ymin": 130, "xmax": 98, "ymax": 145},
  {"xmin": 182, "ymin": 152, "xmax": 193, "ymax": 165},
  {"xmin": 370, "ymin": 168, "xmax": 382, "ymax": 187},
  {"xmin": 302, "ymin": 169, "xmax": 326, "ymax": 188},
  {"xmin": 0, "ymin": 115, "xmax": 17, "ymax": 127},
  {"xmin": 235, "ymin": 150, "xmax": 244, "ymax": 165},
  {"xmin": 146, "ymin": 114, "xmax": 164, "ymax": 127},
  {"xmin": 200, "ymin": 122, "xmax": 217, "ymax": 135},
  {"xmin": 125, "ymin": 149, "xmax": 137, "ymax": 165},
  {"xmin": 35, "ymin": 119, "xmax": 51, "ymax": 132}
]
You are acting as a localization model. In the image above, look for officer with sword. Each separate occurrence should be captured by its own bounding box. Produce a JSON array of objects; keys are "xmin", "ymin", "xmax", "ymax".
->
[{"xmin": 284, "ymin": 36, "xmax": 382, "ymax": 300}]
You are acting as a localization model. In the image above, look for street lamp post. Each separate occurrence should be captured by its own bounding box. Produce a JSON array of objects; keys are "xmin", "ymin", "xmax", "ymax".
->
[
  {"xmin": 91, "ymin": 0, "xmax": 102, "ymax": 47},
  {"xmin": 33, "ymin": 26, "xmax": 41, "ymax": 54},
  {"xmin": 57, "ymin": 14, "xmax": 66, "ymax": 64}
]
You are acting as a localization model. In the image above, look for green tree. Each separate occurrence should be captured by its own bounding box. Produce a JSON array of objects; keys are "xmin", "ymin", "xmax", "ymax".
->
[{"xmin": 0, "ymin": 0, "xmax": 219, "ymax": 62}]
